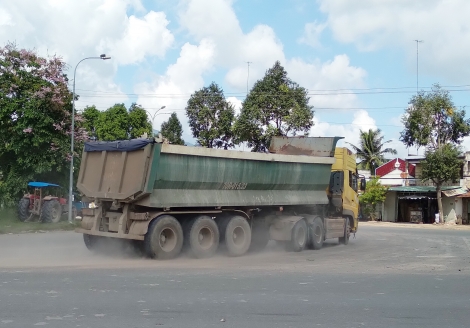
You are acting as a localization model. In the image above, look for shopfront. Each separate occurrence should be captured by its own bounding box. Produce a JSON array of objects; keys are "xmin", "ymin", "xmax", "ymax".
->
[{"xmin": 387, "ymin": 186, "xmax": 464, "ymax": 223}]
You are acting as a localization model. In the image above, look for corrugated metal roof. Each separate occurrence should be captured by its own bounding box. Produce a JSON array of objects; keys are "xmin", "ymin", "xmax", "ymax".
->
[
  {"xmin": 388, "ymin": 186, "xmax": 460, "ymax": 192},
  {"xmin": 442, "ymin": 187, "xmax": 468, "ymax": 197}
]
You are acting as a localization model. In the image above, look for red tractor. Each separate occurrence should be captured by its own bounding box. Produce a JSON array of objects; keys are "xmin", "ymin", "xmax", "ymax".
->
[{"xmin": 17, "ymin": 182, "xmax": 71, "ymax": 223}]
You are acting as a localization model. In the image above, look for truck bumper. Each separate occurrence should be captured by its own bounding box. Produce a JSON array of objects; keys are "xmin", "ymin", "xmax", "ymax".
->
[{"xmin": 75, "ymin": 228, "xmax": 145, "ymax": 241}]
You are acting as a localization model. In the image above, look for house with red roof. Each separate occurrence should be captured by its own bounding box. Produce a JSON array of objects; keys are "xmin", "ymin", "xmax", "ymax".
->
[{"xmin": 375, "ymin": 158, "xmax": 416, "ymax": 186}]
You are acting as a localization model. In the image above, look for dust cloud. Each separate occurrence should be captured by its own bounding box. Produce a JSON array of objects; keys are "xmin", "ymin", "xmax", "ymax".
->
[{"xmin": 0, "ymin": 231, "xmax": 313, "ymax": 272}]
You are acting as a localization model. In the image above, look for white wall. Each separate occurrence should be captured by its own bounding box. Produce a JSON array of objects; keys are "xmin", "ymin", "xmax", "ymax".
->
[
  {"xmin": 442, "ymin": 196, "xmax": 461, "ymax": 220},
  {"xmin": 383, "ymin": 191, "xmax": 396, "ymax": 222}
]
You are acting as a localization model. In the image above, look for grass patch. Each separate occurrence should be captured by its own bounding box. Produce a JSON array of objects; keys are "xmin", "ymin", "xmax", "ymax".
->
[{"xmin": 0, "ymin": 207, "xmax": 79, "ymax": 234}]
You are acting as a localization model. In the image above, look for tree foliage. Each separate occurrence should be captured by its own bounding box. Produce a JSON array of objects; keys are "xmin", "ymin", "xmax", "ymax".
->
[
  {"xmin": 359, "ymin": 177, "xmax": 388, "ymax": 220},
  {"xmin": 83, "ymin": 103, "xmax": 152, "ymax": 141},
  {"xmin": 160, "ymin": 113, "xmax": 185, "ymax": 145},
  {"xmin": 233, "ymin": 61, "xmax": 314, "ymax": 152},
  {"xmin": 421, "ymin": 144, "xmax": 463, "ymax": 186},
  {"xmin": 347, "ymin": 129, "xmax": 397, "ymax": 175},
  {"xmin": 128, "ymin": 103, "xmax": 152, "ymax": 139},
  {"xmin": 186, "ymin": 82, "xmax": 235, "ymax": 149},
  {"xmin": 400, "ymin": 84, "xmax": 470, "ymax": 150},
  {"xmin": 0, "ymin": 43, "xmax": 87, "ymax": 204},
  {"xmin": 82, "ymin": 105, "xmax": 100, "ymax": 139},
  {"xmin": 96, "ymin": 104, "xmax": 129, "ymax": 141}
]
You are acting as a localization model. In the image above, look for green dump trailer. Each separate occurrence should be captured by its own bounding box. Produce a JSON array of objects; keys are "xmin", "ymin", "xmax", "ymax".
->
[{"xmin": 76, "ymin": 136, "xmax": 361, "ymax": 259}]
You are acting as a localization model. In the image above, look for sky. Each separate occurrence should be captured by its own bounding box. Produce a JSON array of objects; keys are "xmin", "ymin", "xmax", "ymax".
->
[{"xmin": 1, "ymin": 0, "xmax": 470, "ymax": 157}]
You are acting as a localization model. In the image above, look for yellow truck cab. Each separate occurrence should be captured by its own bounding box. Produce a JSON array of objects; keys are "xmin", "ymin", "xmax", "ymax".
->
[{"xmin": 329, "ymin": 147, "xmax": 361, "ymax": 233}]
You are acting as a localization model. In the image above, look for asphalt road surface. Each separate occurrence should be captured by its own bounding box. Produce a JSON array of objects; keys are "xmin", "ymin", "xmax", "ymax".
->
[{"xmin": 0, "ymin": 224, "xmax": 469, "ymax": 328}]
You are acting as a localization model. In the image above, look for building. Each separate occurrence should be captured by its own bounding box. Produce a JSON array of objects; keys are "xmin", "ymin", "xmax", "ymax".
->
[{"xmin": 378, "ymin": 157, "xmax": 467, "ymax": 224}]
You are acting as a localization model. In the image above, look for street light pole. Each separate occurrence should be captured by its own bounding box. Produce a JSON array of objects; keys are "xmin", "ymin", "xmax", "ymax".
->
[
  {"xmin": 146, "ymin": 106, "xmax": 166, "ymax": 129},
  {"xmin": 68, "ymin": 54, "xmax": 111, "ymax": 224},
  {"xmin": 414, "ymin": 40, "xmax": 423, "ymax": 94}
]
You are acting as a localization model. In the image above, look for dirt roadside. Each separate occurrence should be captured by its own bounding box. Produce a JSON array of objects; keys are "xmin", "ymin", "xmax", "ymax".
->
[{"xmin": 359, "ymin": 220, "xmax": 470, "ymax": 230}]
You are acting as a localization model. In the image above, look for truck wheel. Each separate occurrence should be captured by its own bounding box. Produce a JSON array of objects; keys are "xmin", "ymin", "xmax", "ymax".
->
[
  {"xmin": 249, "ymin": 219, "xmax": 270, "ymax": 252},
  {"xmin": 17, "ymin": 198, "xmax": 30, "ymax": 222},
  {"xmin": 144, "ymin": 215, "xmax": 183, "ymax": 260},
  {"xmin": 308, "ymin": 217, "xmax": 324, "ymax": 250},
  {"xmin": 185, "ymin": 215, "xmax": 219, "ymax": 259},
  {"xmin": 287, "ymin": 219, "xmax": 308, "ymax": 252},
  {"xmin": 339, "ymin": 218, "xmax": 350, "ymax": 245},
  {"xmin": 41, "ymin": 199, "xmax": 63, "ymax": 223},
  {"xmin": 83, "ymin": 234, "xmax": 102, "ymax": 251},
  {"xmin": 225, "ymin": 216, "xmax": 251, "ymax": 257}
]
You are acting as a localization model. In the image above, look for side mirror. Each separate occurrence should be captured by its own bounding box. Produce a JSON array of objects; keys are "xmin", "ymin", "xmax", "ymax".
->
[{"xmin": 360, "ymin": 178, "xmax": 366, "ymax": 191}]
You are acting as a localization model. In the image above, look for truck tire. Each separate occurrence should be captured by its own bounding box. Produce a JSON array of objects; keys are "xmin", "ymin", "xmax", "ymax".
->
[
  {"xmin": 83, "ymin": 234, "xmax": 102, "ymax": 251},
  {"xmin": 144, "ymin": 215, "xmax": 183, "ymax": 260},
  {"xmin": 286, "ymin": 219, "xmax": 308, "ymax": 252},
  {"xmin": 185, "ymin": 215, "xmax": 219, "ymax": 259},
  {"xmin": 224, "ymin": 216, "xmax": 251, "ymax": 257},
  {"xmin": 41, "ymin": 199, "xmax": 63, "ymax": 223},
  {"xmin": 249, "ymin": 219, "xmax": 270, "ymax": 252},
  {"xmin": 339, "ymin": 218, "xmax": 350, "ymax": 245},
  {"xmin": 308, "ymin": 217, "xmax": 324, "ymax": 250},
  {"xmin": 17, "ymin": 198, "xmax": 30, "ymax": 222}
]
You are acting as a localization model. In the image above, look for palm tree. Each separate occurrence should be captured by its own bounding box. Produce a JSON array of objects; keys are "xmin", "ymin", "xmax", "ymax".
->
[{"xmin": 347, "ymin": 129, "xmax": 397, "ymax": 175}]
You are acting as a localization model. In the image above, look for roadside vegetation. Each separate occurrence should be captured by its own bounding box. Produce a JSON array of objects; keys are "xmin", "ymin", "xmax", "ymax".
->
[{"xmin": 0, "ymin": 208, "xmax": 78, "ymax": 234}]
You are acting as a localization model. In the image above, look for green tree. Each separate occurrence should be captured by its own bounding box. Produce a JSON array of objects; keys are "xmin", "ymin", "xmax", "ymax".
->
[
  {"xmin": 128, "ymin": 103, "xmax": 152, "ymax": 139},
  {"xmin": 400, "ymin": 84, "xmax": 470, "ymax": 221},
  {"xmin": 421, "ymin": 144, "xmax": 463, "ymax": 222},
  {"xmin": 233, "ymin": 61, "xmax": 314, "ymax": 152},
  {"xmin": 82, "ymin": 105, "xmax": 101, "ymax": 139},
  {"xmin": 96, "ymin": 103, "xmax": 129, "ymax": 141},
  {"xmin": 359, "ymin": 177, "xmax": 388, "ymax": 221},
  {"xmin": 400, "ymin": 84, "xmax": 470, "ymax": 150},
  {"xmin": 347, "ymin": 129, "xmax": 397, "ymax": 175},
  {"xmin": 0, "ymin": 43, "xmax": 87, "ymax": 204},
  {"xmin": 160, "ymin": 113, "xmax": 185, "ymax": 145},
  {"xmin": 186, "ymin": 82, "xmax": 235, "ymax": 149}
]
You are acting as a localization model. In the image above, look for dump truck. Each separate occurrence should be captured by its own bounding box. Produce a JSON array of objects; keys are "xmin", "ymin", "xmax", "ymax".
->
[{"xmin": 76, "ymin": 135, "xmax": 363, "ymax": 259}]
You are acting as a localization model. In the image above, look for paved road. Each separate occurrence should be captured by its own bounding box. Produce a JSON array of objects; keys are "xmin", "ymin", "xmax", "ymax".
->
[{"xmin": 0, "ymin": 225, "xmax": 469, "ymax": 328}]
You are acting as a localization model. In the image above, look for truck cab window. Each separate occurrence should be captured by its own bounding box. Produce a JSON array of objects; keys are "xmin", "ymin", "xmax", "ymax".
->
[{"xmin": 349, "ymin": 172, "xmax": 358, "ymax": 192}]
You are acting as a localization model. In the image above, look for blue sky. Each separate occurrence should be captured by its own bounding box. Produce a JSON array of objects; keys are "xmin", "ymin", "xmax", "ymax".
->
[{"xmin": 1, "ymin": 0, "xmax": 469, "ymax": 157}]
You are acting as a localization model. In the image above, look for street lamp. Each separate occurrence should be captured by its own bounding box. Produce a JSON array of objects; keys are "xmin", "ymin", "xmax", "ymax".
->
[
  {"xmin": 68, "ymin": 54, "xmax": 111, "ymax": 223},
  {"xmin": 146, "ymin": 106, "xmax": 166, "ymax": 128}
]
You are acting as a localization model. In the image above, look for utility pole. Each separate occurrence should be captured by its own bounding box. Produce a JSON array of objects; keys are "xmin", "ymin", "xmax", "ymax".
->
[
  {"xmin": 414, "ymin": 40, "xmax": 423, "ymax": 94},
  {"xmin": 246, "ymin": 61, "xmax": 252, "ymax": 94}
]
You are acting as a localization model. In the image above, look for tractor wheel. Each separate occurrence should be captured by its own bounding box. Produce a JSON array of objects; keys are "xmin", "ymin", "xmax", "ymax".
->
[
  {"xmin": 17, "ymin": 198, "xmax": 30, "ymax": 222},
  {"xmin": 41, "ymin": 199, "xmax": 63, "ymax": 223}
]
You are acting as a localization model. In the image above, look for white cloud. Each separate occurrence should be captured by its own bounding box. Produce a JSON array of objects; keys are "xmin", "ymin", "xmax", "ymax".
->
[
  {"xmin": 310, "ymin": 109, "xmax": 377, "ymax": 150},
  {"xmin": 226, "ymin": 96, "xmax": 242, "ymax": 116},
  {"xmin": 286, "ymin": 55, "xmax": 367, "ymax": 108},
  {"xmin": 298, "ymin": 21, "xmax": 327, "ymax": 48},
  {"xmin": 134, "ymin": 39, "xmax": 216, "ymax": 140},
  {"xmin": 318, "ymin": 0, "xmax": 470, "ymax": 82},
  {"xmin": 101, "ymin": 11, "xmax": 174, "ymax": 65},
  {"xmin": 0, "ymin": 0, "xmax": 175, "ymax": 111},
  {"xmin": 0, "ymin": 8, "xmax": 13, "ymax": 26}
]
